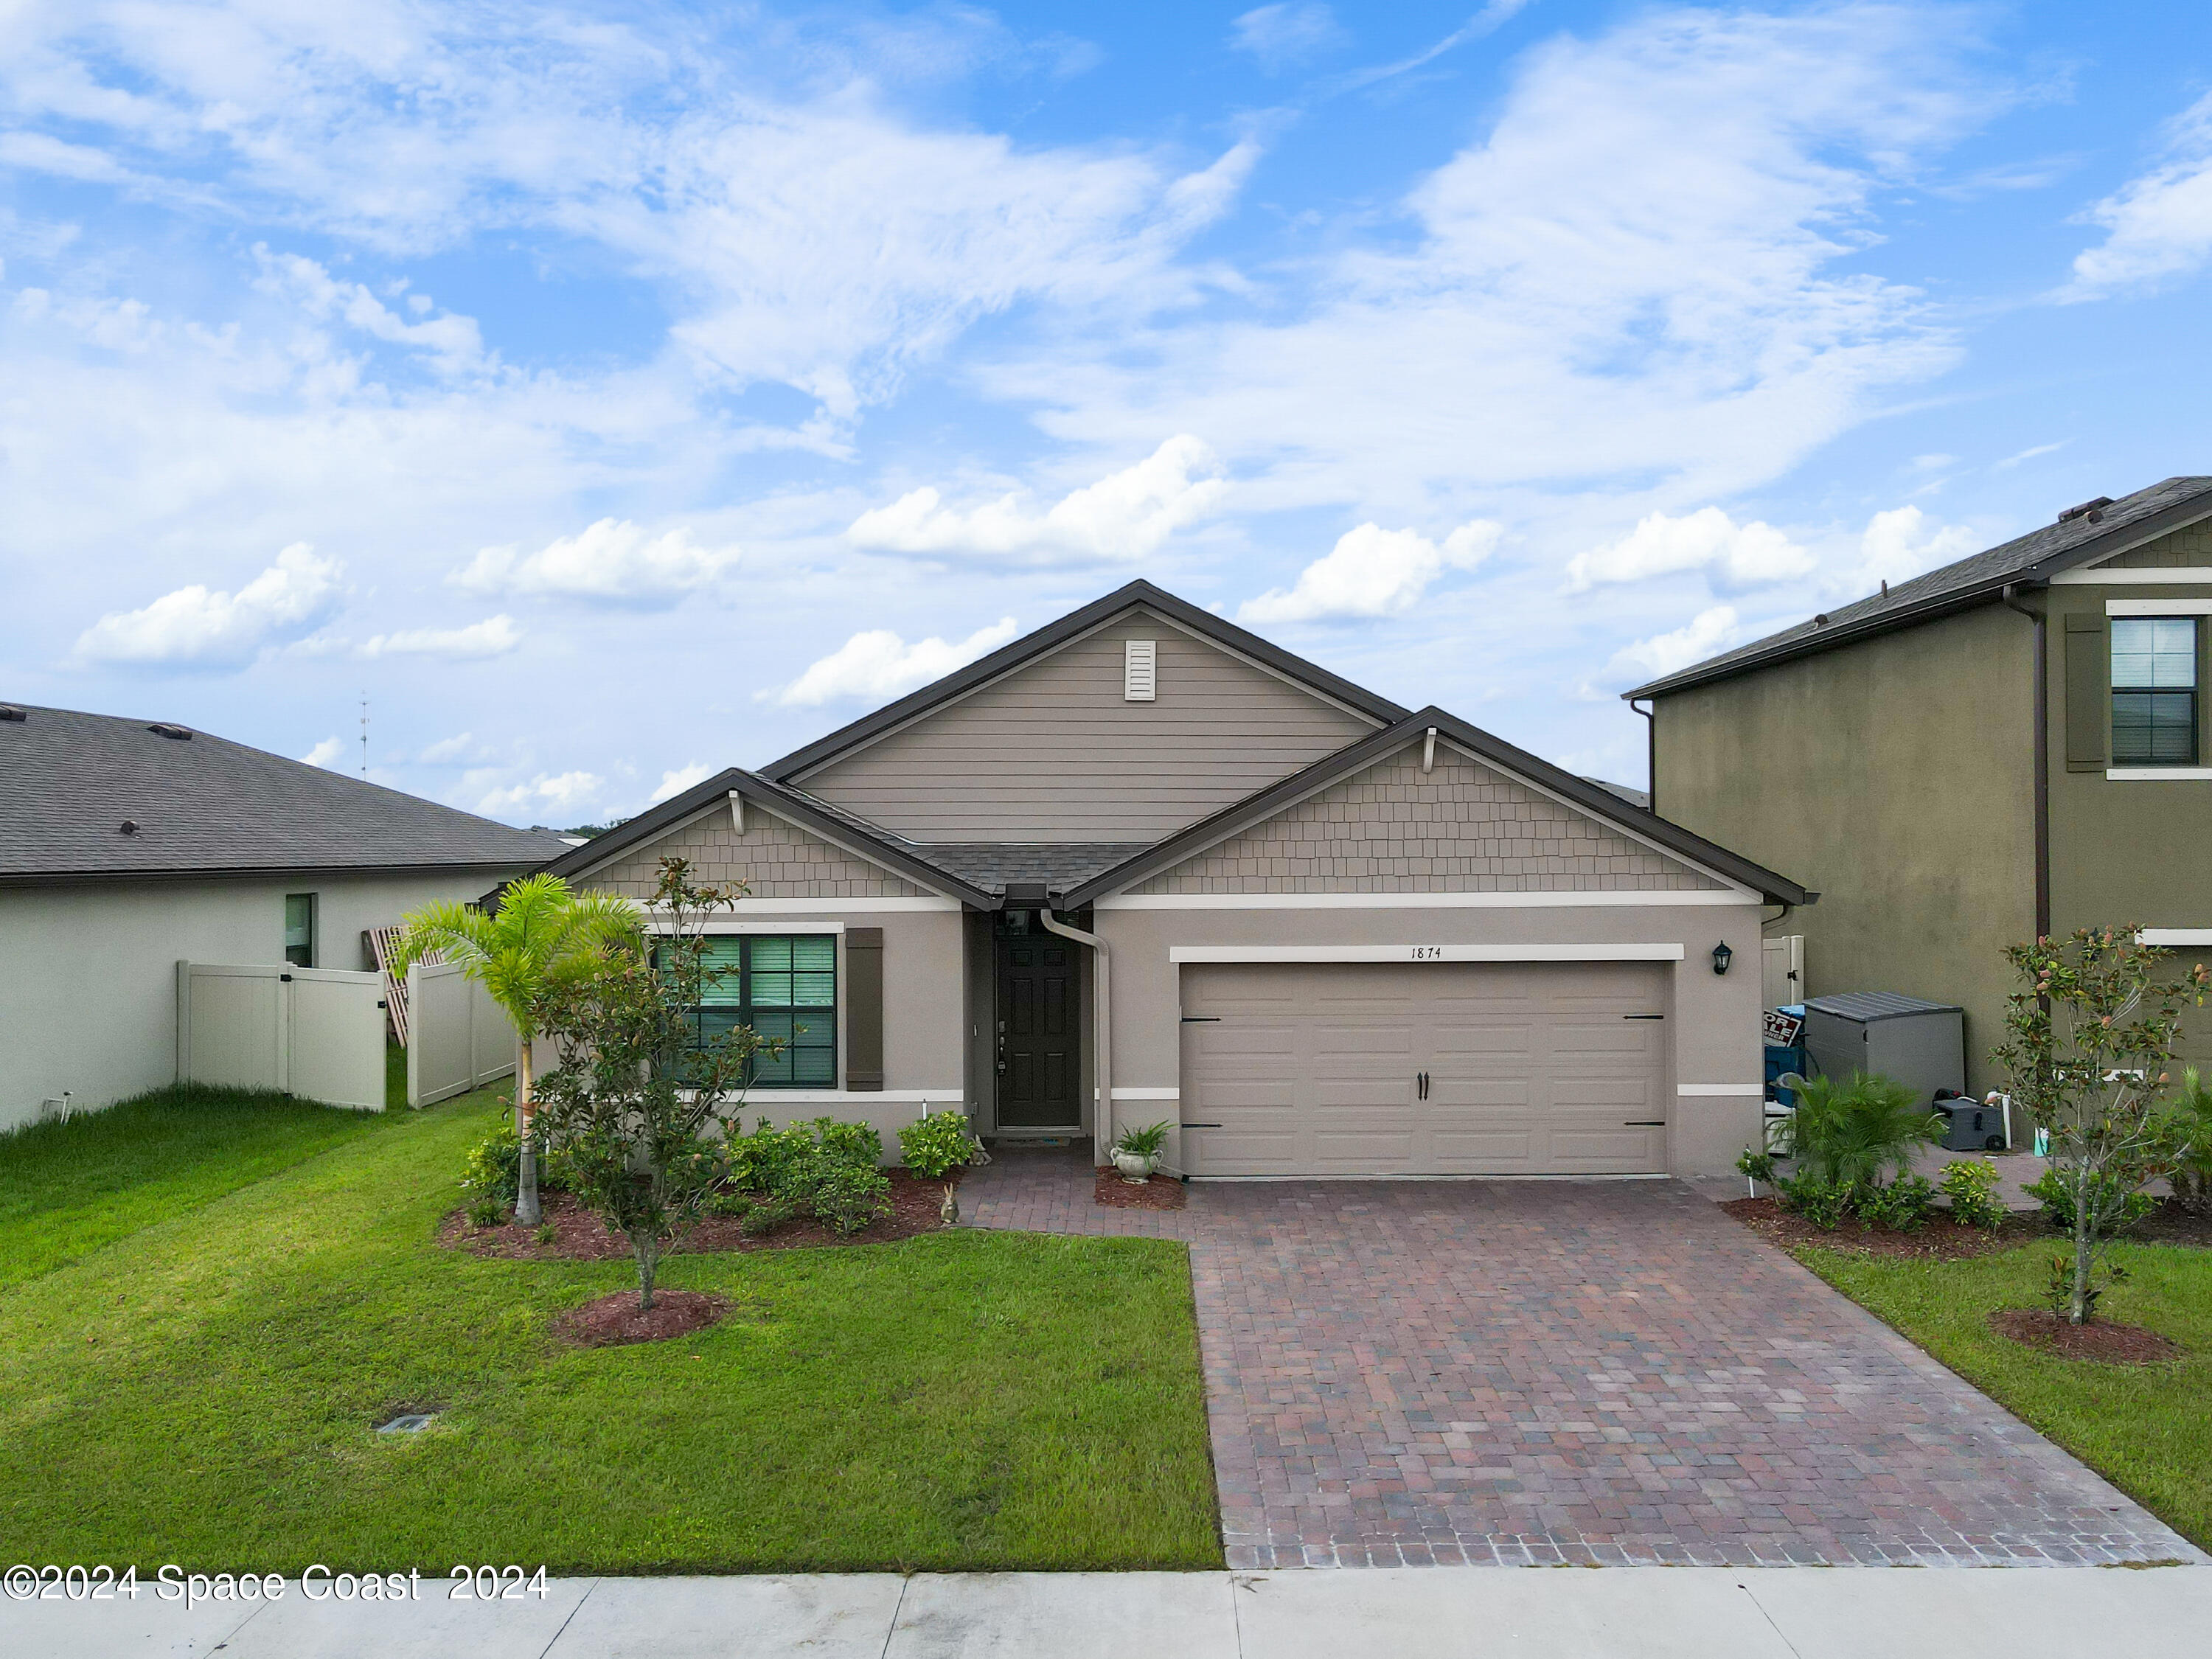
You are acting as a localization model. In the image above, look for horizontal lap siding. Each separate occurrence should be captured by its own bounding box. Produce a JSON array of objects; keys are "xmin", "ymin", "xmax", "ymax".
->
[
  {"xmin": 796, "ymin": 610, "xmax": 1375, "ymax": 841},
  {"xmin": 1135, "ymin": 745, "xmax": 1725, "ymax": 893},
  {"xmin": 581, "ymin": 812, "xmax": 928, "ymax": 900}
]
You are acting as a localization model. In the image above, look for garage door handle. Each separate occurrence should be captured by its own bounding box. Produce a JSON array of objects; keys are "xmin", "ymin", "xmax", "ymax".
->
[
  {"xmin": 1180, "ymin": 1016, "xmax": 1220, "ymax": 1023},
  {"xmin": 1182, "ymin": 1122, "xmax": 1222, "ymax": 1129},
  {"xmin": 1624, "ymin": 1121, "xmax": 1665, "ymax": 1127},
  {"xmin": 1623, "ymin": 1014, "xmax": 1664, "ymax": 1020}
]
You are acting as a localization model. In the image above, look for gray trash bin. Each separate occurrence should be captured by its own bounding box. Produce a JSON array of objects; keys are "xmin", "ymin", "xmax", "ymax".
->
[{"xmin": 1801, "ymin": 992, "xmax": 1965, "ymax": 1107}]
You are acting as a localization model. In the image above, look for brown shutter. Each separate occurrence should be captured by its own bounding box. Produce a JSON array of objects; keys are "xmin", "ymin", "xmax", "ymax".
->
[
  {"xmin": 2064, "ymin": 613, "xmax": 2107, "ymax": 770},
  {"xmin": 844, "ymin": 928, "xmax": 883, "ymax": 1091}
]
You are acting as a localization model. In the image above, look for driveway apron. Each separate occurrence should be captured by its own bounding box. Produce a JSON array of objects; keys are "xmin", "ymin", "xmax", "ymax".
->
[{"xmin": 964, "ymin": 1150, "xmax": 2201, "ymax": 1568}]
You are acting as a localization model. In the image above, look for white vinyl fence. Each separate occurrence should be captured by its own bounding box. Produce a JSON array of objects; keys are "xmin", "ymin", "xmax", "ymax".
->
[
  {"xmin": 406, "ymin": 960, "xmax": 516, "ymax": 1107},
  {"xmin": 175, "ymin": 961, "xmax": 387, "ymax": 1111}
]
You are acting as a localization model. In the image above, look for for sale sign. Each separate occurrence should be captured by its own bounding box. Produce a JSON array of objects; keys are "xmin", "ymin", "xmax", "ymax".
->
[{"xmin": 1763, "ymin": 1007, "xmax": 1804, "ymax": 1047}]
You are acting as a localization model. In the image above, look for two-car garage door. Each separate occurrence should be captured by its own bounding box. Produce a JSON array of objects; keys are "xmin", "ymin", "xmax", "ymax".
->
[{"xmin": 1178, "ymin": 960, "xmax": 1669, "ymax": 1177}]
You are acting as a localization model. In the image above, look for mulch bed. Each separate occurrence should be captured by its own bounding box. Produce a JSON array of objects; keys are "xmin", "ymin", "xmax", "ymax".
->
[
  {"xmin": 443, "ymin": 1169, "xmax": 964, "ymax": 1261},
  {"xmin": 1093, "ymin": 1168, "xmax": 1187, "ymax": 1210},
  {"xmin": 1721, "ymin": 1195, "xmax": 2039, "ymax": 1261},
  {"xmin": 2130, "ymin": 1200, "xmax": 2212, "ymax": 1249},
  {"xmin": 1989, "ymin": 1308, "xmax": 2184, "ymax": 1366},
  {"xmin": 553, "ymin": 1289, "xmax": 731, "ymax": 1349}
]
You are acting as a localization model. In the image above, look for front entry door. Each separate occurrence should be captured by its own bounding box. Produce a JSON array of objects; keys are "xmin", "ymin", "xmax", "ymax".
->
[{"xmin": 995, "ymin": 918, "xmax": 1080, "ymax": 1128}]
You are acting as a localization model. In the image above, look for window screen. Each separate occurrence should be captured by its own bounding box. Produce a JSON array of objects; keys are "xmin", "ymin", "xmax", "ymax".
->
[
  {"xmin": 686, "ymin": 935, "xmax": 837, "ymax": 1087},
  {"xmin": 284, "ymin": 893, "xmax": 315, "ymax": 968},
  {"xmin": 2112, "ymin": 618, "xmax": 2199, "ymax": 766}
]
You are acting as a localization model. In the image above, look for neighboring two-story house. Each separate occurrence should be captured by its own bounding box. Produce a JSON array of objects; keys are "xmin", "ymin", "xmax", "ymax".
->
[
  {"xmin": 541, "ymin": 581, "xmax": 1807, "ymax": 1179},
  {"xmin": 1628, "ymin": 475, "xmax": 2212, "ymax": 1094}
]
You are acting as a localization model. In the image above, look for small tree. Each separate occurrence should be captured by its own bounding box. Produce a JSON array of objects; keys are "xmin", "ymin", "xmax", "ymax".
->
[
  {"xmin": 531, "ymin": 859, "xmax": 769, "ymax": 1309},
  {"xmin": 394, "ymin": 874, "xmax": 639, "ymax": 1225},
  {"xmin": 1993, "ymin": 926, "xmax": 2208, "ymax": 1324}
]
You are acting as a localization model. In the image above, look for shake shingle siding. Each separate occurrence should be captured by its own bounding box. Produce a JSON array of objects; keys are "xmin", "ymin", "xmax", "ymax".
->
[
  {"xmin": 1132, "ymin": 747, "xmax": 1723, "ymax": 894},
  {"xmin": 583, "ymin": 810, "xmax": 928, "ymax": 900}
]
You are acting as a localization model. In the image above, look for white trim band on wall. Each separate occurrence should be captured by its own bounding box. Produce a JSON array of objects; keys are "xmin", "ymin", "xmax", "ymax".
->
[
  {"xmin": 1167, "ymin": 943, "xmax": 1688, "ymax": 964},
  {"xmin": 726, "ymin": 1090, "xmax": 964, "ymax": 1105},
  {"xmin": 2106, "ymin": 769, "xmax": 2212, "ymax": 782},
  {"xmin": 2107, "ymin": 597, "xmax": 2212, "ymax": 615},
  {"xmin": 706, "ymin": 897, "xmax": 961, "ymax": 914},
  {"xmin": 1110, "ymin": 1087, "xmax": 1180, "ymax": 1100},
  {"xmin": 1101, "ymin": 889, "xmax": 1753, "ymax": 911},
  {"xmin": 2140, "ymin": 929, "xmax": 2212, "ymax": 945},
  {"xmin": 2052, "ymin": 568, "xmax": 2212, "ymax": 585},
  {"xmin": 1677, "ymin": 1083, "xmax": 1764, "ymax": 1096}
]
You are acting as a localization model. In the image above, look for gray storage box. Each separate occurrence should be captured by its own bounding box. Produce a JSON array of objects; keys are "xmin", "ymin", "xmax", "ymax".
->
[{"xmin": 1801, "ymin": 992, "xmax": 1965, "ymax": 1107}]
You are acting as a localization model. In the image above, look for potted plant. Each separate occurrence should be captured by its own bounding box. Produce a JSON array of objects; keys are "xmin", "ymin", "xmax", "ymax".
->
[{"xmin": 1111, "ymin": 1121, "xmax": 1171, "ymax": 1183}]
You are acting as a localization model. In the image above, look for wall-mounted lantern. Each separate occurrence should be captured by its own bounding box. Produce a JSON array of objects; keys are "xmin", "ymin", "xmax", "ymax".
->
[{"xmin": 1711, "ymin": 941, "xmax": 1734, "ymax": 976}]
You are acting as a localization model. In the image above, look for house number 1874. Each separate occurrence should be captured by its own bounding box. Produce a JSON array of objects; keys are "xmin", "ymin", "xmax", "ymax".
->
[{"xmin": 1408, "ymin": 945, "xmax": 1444, "ymax": 960}]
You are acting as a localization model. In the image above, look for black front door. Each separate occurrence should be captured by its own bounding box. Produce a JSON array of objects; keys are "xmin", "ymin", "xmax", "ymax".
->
[{"xmin": 995, "ymin": 916, "xmax": 1079, "ymax": 1128}]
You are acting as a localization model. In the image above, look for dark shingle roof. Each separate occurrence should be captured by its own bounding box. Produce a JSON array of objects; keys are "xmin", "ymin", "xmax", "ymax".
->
[
  {"xmin": 0, "ymin": 703, "xmax": 567, "ymax": 882},
  {"xmin": 1626, "ymin": 476, "xmax": 2212, "ymax": 699},
  {"xmin": 917, "ymin": 843, "xmax": 1154, "ymax": 895}
]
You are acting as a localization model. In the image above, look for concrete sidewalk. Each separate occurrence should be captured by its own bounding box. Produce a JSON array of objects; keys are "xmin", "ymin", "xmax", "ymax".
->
[{"xmin": 8, "ymin": 1565, "xmax": 2210, "ymax": 1658}]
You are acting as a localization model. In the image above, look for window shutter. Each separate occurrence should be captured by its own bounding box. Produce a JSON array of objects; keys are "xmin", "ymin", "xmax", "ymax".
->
[
  {"xmin": 1124, "ymin": 638, "xmax": 1157, "ymax": 702},
  {"xmin": 844, "ymin": 928, "xmax": 884, "ymax": 1091},
  {"xmin": 2065, "ymin": 613, "xmax": 2107, "ymax": 769}
]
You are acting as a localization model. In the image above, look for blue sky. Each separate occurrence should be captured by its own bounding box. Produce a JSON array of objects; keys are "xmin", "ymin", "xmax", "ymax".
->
[{"xmin": 8, "ymin": 1, "xmax": 2212, "ymax": 824}]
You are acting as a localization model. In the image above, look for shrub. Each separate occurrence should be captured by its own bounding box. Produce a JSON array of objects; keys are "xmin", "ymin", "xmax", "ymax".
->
[
  {"xmin": 461, "ymin": 1119, "xmax": 524, "ymax": 1208},
  {"xmin": 2046, "ymin": 1253, "xmax": 2127, "ymax": 1320},
  {"xmin": 465, "ymin": 1192, "xmax": 506, "ymax": 1230},
  {"xmin": 1774, "ymin": 1172, "xmax": 1855, "ymax": 1230},
  {"xmin": 1855, "ymin": 1173, "xmax": 1935, "ymax": 1233},
  {"xmin": 1736, "ymin": 1144, "xmax": 1776, "ymax": 1188},
  {"xmin": 810, "ymin": 1117, "xmax": 883, "ymax": 1172},
  {"xmin": 810, "ymin": 1164, "xmax": 893, "ymax": 1235},
  {"xmin": 739, "ymin": 1194, "xmax": 799, "ymax": 1237},
  {"xmin": 2159, "ymin": 1068, "xmax": 2212, "ymax": 1215},
  {"xmin": 2025, "ymin": 1168, "xmax": 2155, "ymax": 1236},
  {"xmin": 1789, "ymin": 1071, "xmax": 1945, "ymax": 1191},
  {"xmin": 900, "ymin": 1111, "xmax": 976, "ymax": 1180},
  {"xmin": 725, "ymin": 1119, "xmax": 818, "ymax": 1197},
  {"xmin": 1938, "ymin": 1159, "xmax": 2008, "ymax": 1231}
]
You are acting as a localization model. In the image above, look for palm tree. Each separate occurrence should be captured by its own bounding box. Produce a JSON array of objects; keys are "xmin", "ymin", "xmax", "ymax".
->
[{"xmin": 394, "ymin": 874, "xmax": 639, "ymax": 1225}]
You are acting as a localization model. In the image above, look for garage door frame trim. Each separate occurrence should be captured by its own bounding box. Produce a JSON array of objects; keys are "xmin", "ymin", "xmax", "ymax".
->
[{"xmin": 1169, "ymin": 943, "xmax": 1686, "ymax": 964}]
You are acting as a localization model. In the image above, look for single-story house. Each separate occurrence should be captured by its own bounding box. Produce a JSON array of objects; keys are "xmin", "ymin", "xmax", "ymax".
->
[
  {"xmin": 539, "ymin": 582, "xmax": 1809, "ymax": 1178},
  {"xmin": 0, "ymin": 702, "xmax": 566, "ymax": 1131}
]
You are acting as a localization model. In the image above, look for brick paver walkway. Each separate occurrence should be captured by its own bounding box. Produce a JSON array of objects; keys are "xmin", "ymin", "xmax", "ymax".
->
[{"xmin": 965, "ymin": 1147, "xmax": 2202, "ymax": 1569}]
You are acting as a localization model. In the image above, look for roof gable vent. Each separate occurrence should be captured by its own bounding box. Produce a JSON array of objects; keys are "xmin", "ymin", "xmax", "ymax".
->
[
  {"xmin": 0, "ymin": 705, "xmax": 24, "ymax": 722},
  {"xmin": 147, "ymin": 723, "xmax": 192, "ymax": 740},
  {"xmin": 1123, "ymin": 638, "xmax": 1157, "ymax": 702}
]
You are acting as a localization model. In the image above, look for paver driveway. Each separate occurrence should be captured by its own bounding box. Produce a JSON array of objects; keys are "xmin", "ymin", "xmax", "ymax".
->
[{"xmin": 965, "ymin": 1150, "xmax": 2201, "ymax": 1568}]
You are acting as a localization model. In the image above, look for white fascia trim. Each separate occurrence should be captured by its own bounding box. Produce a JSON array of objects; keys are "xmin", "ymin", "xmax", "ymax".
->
[
  {"xmin": 1101, "ymin": 888, "xmax": 1750, "ymax": 911},
  {"xmin": 2053, "ymin": 568, "xmax": 2212, "ymax": 585},
  {"xmin": 2140, "ymin": 929, "xmax": 2212, "ymax": 945},
  {"xmin": 1677, "ymin": 1083, "xmax": 1764, "ymax": 1096},
  {"xmin": 728, "ymin": 1090, "xmax": 962, "ymax": 1105},
  {"xmin": 2106, "ymin": 768, "xmax": 2212, "ymax": 782},
  {"xmin": 1168, "ymin": 943, "xmax": 1686, "ymax": 964},
  {"xmin": 566, "ymin": 798, "xmax": 968, "ymax": 908},
  {"xmin": 718, "ymin": 897, "xmax": 959, "ymax": 914},
  {"xmin": 1110, "ymin": 1086, "xmax": 1180, "ymax": 1100},
  {"xmin": 2107, "ymin": 597, "xmax": 2212, "ymax": 616}
]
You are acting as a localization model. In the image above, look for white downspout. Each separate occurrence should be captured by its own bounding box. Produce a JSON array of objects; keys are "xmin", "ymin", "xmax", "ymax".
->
[{"xmin": 1037, "ymin": 908, "xmax": 1112, "ymax": 1166}]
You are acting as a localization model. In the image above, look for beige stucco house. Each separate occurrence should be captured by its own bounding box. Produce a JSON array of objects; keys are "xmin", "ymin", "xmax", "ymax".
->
[
  {"xmin": 0, "ymin": 703, "xmax": 565, "ymax": 1132},
  {"xmin": 542, "ymin": 582, "xmax": 1809, "ymax": 1178}
]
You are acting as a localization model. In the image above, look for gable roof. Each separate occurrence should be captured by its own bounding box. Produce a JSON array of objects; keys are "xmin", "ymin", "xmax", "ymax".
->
[
  {"xmin": 536, "ymin": 765, "xmax": 998, "ymax": 909},
  {"xmin": 1624, "ymin": 476, "xmax": 2212, "ymax": 700},
  {"xmin": 762, "ymin": 579, "xmax": 1409, "ymax": 782},
  {"xmin": 1057, "ymin": 706, "xmax": 1813, "ymax": 908},
  {"xmin": 0, "ymin": 702, "xmax": 566, "ymax": 885}
]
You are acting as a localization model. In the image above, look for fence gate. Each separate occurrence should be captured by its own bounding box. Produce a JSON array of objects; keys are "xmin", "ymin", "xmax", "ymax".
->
[
  {"xmin": 406, "ymin": 961, "xmax": 517, "ymax": 1107},
  {"xmin": 175, "ymin": 961, "xmax": 387, "ymax": 1111}
]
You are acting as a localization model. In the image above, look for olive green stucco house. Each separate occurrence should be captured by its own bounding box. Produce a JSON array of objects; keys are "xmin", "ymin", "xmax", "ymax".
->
[
  {"xmin": 1629, "ymin": 475, "xmax": 2212, "ymax": 1094},
  {"xmin": 538, "ymin": 581, "xmax": 1808, "ymax": 1179}
]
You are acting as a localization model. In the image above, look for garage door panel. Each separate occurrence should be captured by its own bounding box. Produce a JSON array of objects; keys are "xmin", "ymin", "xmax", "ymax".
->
[{"xmin": 1182, "ymin": 961, "xmax": 1669, "ymax": 1178}]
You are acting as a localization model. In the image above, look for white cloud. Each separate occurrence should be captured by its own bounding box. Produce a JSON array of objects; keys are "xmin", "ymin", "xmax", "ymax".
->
[
  {"xmin": 1853, "ymin": 505, "xmax": 1975, "ymax": 589},
  {"xmin": 1994, "ymin": 440, "xmax": 2067, "ymax": 470},
  {"xmin": 1240, "ymin": 521, "xmax": 1499, "ymax": 623},
  {"xmin": 1568, "ymin": 509, "xmax": 1815, "ymax": 592},
  {"xmin": 846, "ymin": 437, "xmax": 1228, "ymax": 563},
  {"xmin": 358, "ymin": 615, "xmax": 521, "ymax": 660},
  {"xmin": 298, "ymin": 735, "xmax": 347, "ymax": 769},
  {"xmin": 74, "ymin": 543, "xmax": 344, "ymax": 668},
  {"xmin": 479, "ymin": 771, "xmax": 604, "ymax": 818},
  {"xmin": 255, "ymin": 249, "xmax": 484, "ymax": 375},
  {"xmin": 1231, "ymin": 5, "xmax": 1345, "ymax": 74},
  {"xmin": 650, "ymin": 762, "xmax": 715, "ymax": 804},
  {"xmin": 769, "ymin": 616, "xmax": 1020, "ymax": 706},
  {"xmin": 415, "ymin": 732, "xmax": 484, "ymax": 764},
  {"xmin": 455, "ymin": 520, "xmax": 742, "ymax": 606},
  {"xmin": 2067, "ymin": 91, "xmax": 2212, "ymax": 296},
  {"xmin": 1609, "ymin": 605, "xmax": 1743, "ymax": 680}
]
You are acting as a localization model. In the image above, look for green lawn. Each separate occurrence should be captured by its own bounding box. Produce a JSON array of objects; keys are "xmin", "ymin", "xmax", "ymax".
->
[
  {"xmin": 1798, "ymin": 1237, "xmax": 2212, "ymax": 1548},
  {"xmin": 0, "ymin": 1087, "xmax": 1220, "ymax": 1573}
]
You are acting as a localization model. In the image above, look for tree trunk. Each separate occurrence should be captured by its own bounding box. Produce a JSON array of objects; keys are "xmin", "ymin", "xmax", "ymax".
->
[
  {"xmin": 2070, "ymin": 1166, "xmax": 2094, "ymax": 1326},
  {"xmin": 635, "ymin": 1232, "xmax": 660, "ymax": 1311},
  {"xmin": 514, "ymin": 1033, "xmax": 542, "ymax": 1228}
]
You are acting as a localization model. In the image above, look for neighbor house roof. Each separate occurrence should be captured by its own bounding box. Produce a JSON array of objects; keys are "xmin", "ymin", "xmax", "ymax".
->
[
  {"xmin": 0, "ymin": 702, "xmax": 567, "ymax": 885},
  {"xmin": 1624, "ymin": 476, "xmax": 2212, "ymax": 700},
  {"xmin": 1057, "ymin": 707, "xmax": 1814, "ymax": 909},
  {"xmin": 761, "ymin": 578, "xmax": 1409, "ymax": 782}
]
